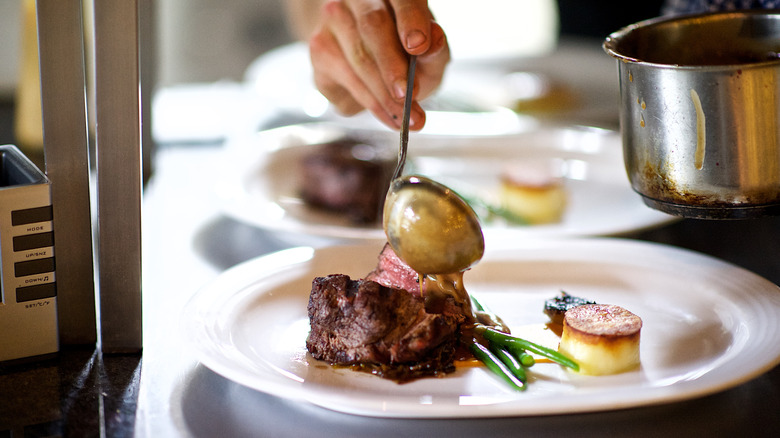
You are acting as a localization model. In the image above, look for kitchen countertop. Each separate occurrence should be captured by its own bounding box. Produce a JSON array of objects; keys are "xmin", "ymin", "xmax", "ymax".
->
[{"xmin": 3, "ymin": 36, "xmax": 780, "ymax": 435}]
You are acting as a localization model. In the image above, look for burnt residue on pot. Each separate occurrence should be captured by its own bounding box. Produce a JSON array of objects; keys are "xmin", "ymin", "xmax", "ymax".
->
[
  {"xmin": 639, "ymin": 160, "xmax": 780, "ymax": 218},
  {"xmin": 606, "ymin": 11, "xmax": 780, "ymax": 219}
]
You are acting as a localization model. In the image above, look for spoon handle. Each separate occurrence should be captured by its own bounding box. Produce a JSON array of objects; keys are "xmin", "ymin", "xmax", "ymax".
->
[{"xmin": 393, "ymin": 55, "xmax": 417, "ymax": 181}]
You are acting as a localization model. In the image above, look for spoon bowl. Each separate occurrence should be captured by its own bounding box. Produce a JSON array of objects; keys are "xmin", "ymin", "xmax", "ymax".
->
[{"xmin": 383, "ymin": 175, "xmax": 484, "ymax": 274}]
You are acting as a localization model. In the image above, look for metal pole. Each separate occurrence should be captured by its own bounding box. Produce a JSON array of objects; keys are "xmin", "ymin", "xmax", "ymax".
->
[
  {"xmin": 36, "ymin": 0, "xmax": 97, "ymax": 346},
  {"xmin": 92, "ymin": 0, "xmax": 143, "ymax": 353}
]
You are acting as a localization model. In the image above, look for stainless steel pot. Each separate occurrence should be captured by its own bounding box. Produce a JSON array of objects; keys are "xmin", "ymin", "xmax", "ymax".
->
[{"xmin": 604, "ymin": 11, "xmax": 780, "ymax": 219}]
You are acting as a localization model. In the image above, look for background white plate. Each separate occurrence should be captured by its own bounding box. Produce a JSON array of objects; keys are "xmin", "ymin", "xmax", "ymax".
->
[
  {"xmin": 217, "ymin": 123, "xmax": 674, "ymax": 242},
  {"xmin": 182, "ymin": 239, "xmax": 780, "ymax": 418}
]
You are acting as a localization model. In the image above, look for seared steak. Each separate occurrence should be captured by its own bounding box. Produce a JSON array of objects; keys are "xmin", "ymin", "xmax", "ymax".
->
[
  {"xmin": 299, "ymin": 139, "xmax": 394, "ymax": 224},
  {"xmin": 306, "ymin": 274, "xmax": 463, "ymax": 381}
]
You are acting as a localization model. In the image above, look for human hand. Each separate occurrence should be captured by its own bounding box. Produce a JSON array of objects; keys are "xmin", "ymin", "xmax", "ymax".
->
[{"xmin": 308, "ymin": 0, "xmax": 449, "ymax": 130}]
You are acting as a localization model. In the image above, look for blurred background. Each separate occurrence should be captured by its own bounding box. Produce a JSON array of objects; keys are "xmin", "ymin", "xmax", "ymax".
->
[
  {"xmin": 0, "ymin": 0, "xmax": 665, "ymax": 147},
  {"xmin": 0, "ymin": 0, "xmax": 662, "ymax": 177},
  {"xmin": 0, "ymin": 0, "xmax": 665, "ymax": 95}
]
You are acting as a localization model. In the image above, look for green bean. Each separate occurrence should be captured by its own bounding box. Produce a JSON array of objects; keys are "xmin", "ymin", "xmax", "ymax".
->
[
  {"xmin": 468, "ymin": 339, "xmax": 526, "ymax": 391},
  {"xmin": 458, "ymin": 193, "xmax": 529, "ymax": 225},
  {"xmin": 475, "ymin": 325, "xmax": 579, "ymax": 371},
  {"xmin": 519, "ymin": 351, "xmax": 536, "ymax": 367},
  {"xmin": 488, "ymin": 343, "xmax": 527, "ymax": 383},
  {"xmin": 506, "ymin": 343, "xmax": 536, "ymax": 367}
]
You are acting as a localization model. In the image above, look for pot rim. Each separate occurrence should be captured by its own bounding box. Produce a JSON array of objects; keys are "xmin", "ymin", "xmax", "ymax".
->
[{"xmin": 602, "ymin": 10, "xmax": 780, "ymax": 70}]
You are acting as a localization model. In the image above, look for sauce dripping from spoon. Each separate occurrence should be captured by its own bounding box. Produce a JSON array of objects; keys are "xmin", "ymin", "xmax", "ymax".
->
[
  {"xmin": 383, "ymin": 175, "xmax": 485, "ymax": 319},
  {"xmin": 382, "ymin": 55, "xmax": 490, "ymax": 327}
]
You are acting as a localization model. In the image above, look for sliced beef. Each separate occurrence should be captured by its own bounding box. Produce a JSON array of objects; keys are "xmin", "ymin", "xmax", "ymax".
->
[
  {"xmin": 306, "ymin": 274, "xmax": 463, "ymax": 381},
  {"xmin": 367, "ymin": 244, "xmax": 475, "ymax": 323},
  {"xmin": 365, "ymin": 243, "xmax": 421, "ymax": 294}
]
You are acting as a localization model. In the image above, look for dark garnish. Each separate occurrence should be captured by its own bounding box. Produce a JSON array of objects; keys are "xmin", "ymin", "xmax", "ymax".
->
[{"xmin": 543, "ymin": 291, "xmax": 597, "ymax": 325}]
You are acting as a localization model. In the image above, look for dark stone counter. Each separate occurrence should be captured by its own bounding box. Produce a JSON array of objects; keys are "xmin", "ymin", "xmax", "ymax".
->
[{"xmin": 0, "ymin": 349, "xmax": 140, "ymax": 437}]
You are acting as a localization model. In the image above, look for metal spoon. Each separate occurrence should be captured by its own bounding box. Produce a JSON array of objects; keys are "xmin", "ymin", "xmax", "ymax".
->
[
  {"xmin": 383, "ymin": 57, "xmax": 484, "ymax": 274},
  {"xmin": 383, "ymin": 175, "xmax": 484, "ymax": 275},
  {"xmin": 392, "ymin": 55, "xmax": 416, "ymax": 181}
]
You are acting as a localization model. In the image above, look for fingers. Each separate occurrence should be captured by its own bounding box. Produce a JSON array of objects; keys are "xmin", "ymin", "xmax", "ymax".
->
[
  {"xmin": 341, "ymin": 0, "xmax": 408, "ymax": 102},
  {"xmin": 353, "ymin": 0, "xmax": 435, "ymax": 104},
  {"xmin": 388, "ymin": 0, "xmax": 434, "ymax": 54},
  {"xmin": 309, "ymin": 30, "xmax": 366, "ymax": 116},
  {"xmin": 310, "ymin": 23, "xmax": 402, "ymax": 128},
  {"xmin": 414, "ymin": 21, "xmax": 450, "ymax": 102},
  {"xmin": 308, "ymin": 0, "xmax": 446, "ymax": 131},
  {"xmin": 310, "ymin": 2, "xmax": 391, "ymax": 121}
]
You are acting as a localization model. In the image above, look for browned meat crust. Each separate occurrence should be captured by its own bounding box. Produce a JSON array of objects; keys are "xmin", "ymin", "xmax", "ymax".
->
[{"xmin": 306, "ymin": 274, "xmax": 463, "ymax": 381}]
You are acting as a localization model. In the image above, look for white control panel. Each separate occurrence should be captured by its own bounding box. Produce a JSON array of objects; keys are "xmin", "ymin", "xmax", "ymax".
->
[{"xmin": 1, "ymin": 145, "xmax": 58, "ymax": 363}]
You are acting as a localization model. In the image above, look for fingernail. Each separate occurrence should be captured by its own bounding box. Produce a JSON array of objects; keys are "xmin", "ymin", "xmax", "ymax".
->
[
  {"xmin": 409, "ymin": 113, "xmax": 418, "ymax": 128},
  {"xmin": 406, "ymin": 30, "xmax": 426, "ymax": 50},
  {"xmin": 394, "ymin": 81, "xmax": 406, "ymax": 100}
]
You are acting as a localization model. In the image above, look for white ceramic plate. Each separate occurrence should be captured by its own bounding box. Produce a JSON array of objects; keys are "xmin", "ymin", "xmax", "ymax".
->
[
  {"xmin": 217, "ymin": 123, "xmax": 674, "ymax": 241},
  {"xmin": 182, "ymin": 239, "xmax": 780, "ymax": 418}
]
